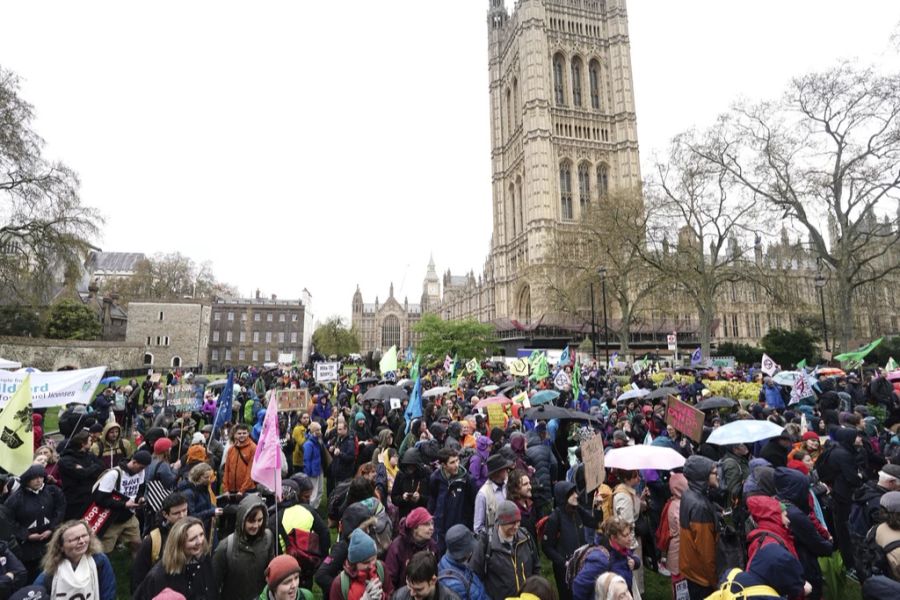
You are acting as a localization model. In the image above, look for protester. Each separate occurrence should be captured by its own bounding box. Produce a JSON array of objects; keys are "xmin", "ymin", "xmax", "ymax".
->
[
  {"xmin": 428, "ymin": 449, "xmax": 476, "ymax": 552},
  {"xmin": 131, "ymin": 492, "xmax": 190, "ymax": 593},
  {"xmin": 470, "ymin": 500, "xmax": 540, "ymax": 600},
  {"xmin": 4, "ymin": 465, "xmax": 66, "ymax": 581},
  {"xmin": 679, "ymin": 455, "xmax": 719, "ymax": 599},
  {"xmin": 391, "ymin": 550, "xmax": 460, "ymax": 600},
  {"xmin": 34, "ymin": 520, "xmax": 116, "ymax": 600},
  {"xmin": 873, "ymin": 491, "xmax": 900, "ymax": 581},
  {"xmin": 134, "ymin": 516, "xmax": 217, "ymax": 600},
  {"xmin": 383, "ymin": 507, "xmax": 437, "ymax": 590},
  {"xmin": 473, "ymin": 454, "xmax": 510, "ymax": 533},
  {"xmin": 58, "ymin": 432, "xmax": 105, "ymax": 520},
  {"xmin": 212, "ymin": 494, "xmax": 274, "ymax": 600},
  {"xmin": 436, "ymin": 524, "xmax": 489, "ymax": 600},
  {"xmin": 258, "ymin": 555, "xmax": 314, "ymax": 600},
  {"xmin": 222, "ymin": 424, "xmax": 257, "ymax": 496},
  {"xmin": 327, "ymin": 529, "xmax": 392, "ymax": 600},
  {"xmin": 93, "ymin": 450, "xmax": 151, "ymax": 555}
]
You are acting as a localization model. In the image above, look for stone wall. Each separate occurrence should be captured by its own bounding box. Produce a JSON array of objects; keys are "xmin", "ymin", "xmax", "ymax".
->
[
  {"xmin": 125, "ymin": 302, "xmax": 210, "ymax": 369},
  {"xmin": 0, "ymin": 337, "xmax": 145, "ymax": 371}
]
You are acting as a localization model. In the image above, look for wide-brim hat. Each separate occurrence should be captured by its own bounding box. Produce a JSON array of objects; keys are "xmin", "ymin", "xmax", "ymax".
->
[{"xmin": 486, "ymin": 453, "xmax": 513, "ymax": 476}]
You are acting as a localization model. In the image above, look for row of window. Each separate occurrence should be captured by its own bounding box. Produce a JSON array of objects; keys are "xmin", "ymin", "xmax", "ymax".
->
[
  {"xmin": 211, "ymin": 349, "xmax": 278, "ymax": 362},
  {"xmin": 559, "ymin": 161, "xmax": 609, "ymax": 220},
  {"xmin": 211, "ymin": 331, "xmax": 298, "ymax": 344},
  {"xmin": 549, "ymin": 16, "xmax": 603, "ymax": 39},
  {"xmin": 147, "ymin": 336, "xmax": 170, "ymax": 346},
  {"xmin": 213, "ymin": 312, "xmax": 299, "ymax": 323},
  {"xmin": 553, "ymin": 54, "xmax": 603, "ymax": 110},
  {"xmin": 721, "ymin": 313, "xmax": 764, "ymax": 339},
  {"xmin": 554, "ymin": 123, "xmax": 609, "ymax": 142}
]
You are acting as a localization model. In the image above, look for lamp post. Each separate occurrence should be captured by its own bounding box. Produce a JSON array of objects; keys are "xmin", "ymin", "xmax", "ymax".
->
[
  {"xmin": 815, "ymin": 272, "xmax": 829, "ymax": 352},
  {"xmin": 598, "ymin": 266, "xmax": 609, "ymax": 367},
  {"xmin": 589, "ymin": 282, "xmax": 598, "ymax": 360}
]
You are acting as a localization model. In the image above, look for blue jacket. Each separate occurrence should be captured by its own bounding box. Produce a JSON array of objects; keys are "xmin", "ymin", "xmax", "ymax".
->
[
  {"xmin": 311, "ymin": 401, "xmax": 331, "ymax": 423},
  {"xmin": 572, "ymin": 537, "xmax": 637, "ymax": 600},
  {"xmin": 723, "ymin": 543, "xmax": 805, "ymax": 599},
  {"xmin": 763, "ymin": 383, "xmax": 785, "ymax": 409},
  {"xmin": 437, "ymin": 553, "xmax": 489, "ymax": 600},
  {"xmin": 302, "ymin": 436, "xmax": 323, "ymax": 477},
  {"xmin": 35, "ymin": 552, "xmax": 116, "ymax": 600},
  {"xmin": 251, "ymin": 409, "xmax": 267, "ymax": 443},
  {"xmin": 178, "ymin": 481, "xmax": 217, "ymax": 525}
]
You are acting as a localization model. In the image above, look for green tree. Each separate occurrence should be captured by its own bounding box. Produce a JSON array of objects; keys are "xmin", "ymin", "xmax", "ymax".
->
[
  {"xmin": 0, "ymin": 304, "xmax": 42, "ymax": 337},
  {"xmin": 44, "ymin": 299, "xmax": 101, "ymax": 340},
  {"xmin": 715, "ymin": 342, "xmax": 763, "ymax": 365},
  {"xmin": 760, "ymin": 328, "xmax": 819, "ymax": 368},
  {"xmin": 412, "ymin": 314, "xmax": 496, "ymax": 359},
  {"xmin": 0, "ymin": 67, "xmax": 102, "ymax": 305},
  {"xmin": 311, "ymin": 316, "xmax": 359, "ymax": 358}
]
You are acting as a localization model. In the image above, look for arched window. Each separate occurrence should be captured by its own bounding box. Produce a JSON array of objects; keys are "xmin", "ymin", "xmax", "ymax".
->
[
  {"xmin": 559, "ymin": 161, "xmax": 573, "ymax": 220},
  {"xmin": 578, "ymin": 162, "xmax": 591, "ymax": 213},
  {"xmin": 171, "ymin": 356, "xmax": 181, "ymax": 367},
  {"xmin": 382, "ymin": 315, "xmax": 400, "ymax": 350},
  {"xmin": 505, "ymin": 87, "xmax": 512, "ymax": 139},
  {"xmin": 517, "ymin": 176, "xmax": 524, "ymax": 233},
  {"xmin": 517, "ymin": 285, "xmax": 532, "ymax": 323},
  {"xmin": 597, "ymin": 163, "xmax": 609, "ymax": 198},
  {"xmin": 509, "ymin": 183, "xmax": 517, "ymax": 236},
  {"xmin": 571, "ymin": 57, "xmax": 583, "ymax": 107},
  {"xmin": 512, "ymin": 78, "xmax": 519, "ymax": 128},
  {"xmin": 589, "ymin": 60, "xmax": 601, "ymax": 109},
  {"xmin": 143, "ymin": 353, "xmax": 153, "ymax": 366},
  {"xmin": 553, "ymin": 54, "xmax": 566, "ymax": 106}
]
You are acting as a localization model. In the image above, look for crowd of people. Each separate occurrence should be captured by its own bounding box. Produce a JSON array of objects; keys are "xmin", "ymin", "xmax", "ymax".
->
[{"xmin": 0, "ymin": 358, "xmax": 899, "ymax": 600}]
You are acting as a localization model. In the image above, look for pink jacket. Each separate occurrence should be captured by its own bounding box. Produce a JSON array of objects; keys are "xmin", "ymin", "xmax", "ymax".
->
[{"xmin": 666, "ymin": 472, "xmax": 688, "ymax": 575}]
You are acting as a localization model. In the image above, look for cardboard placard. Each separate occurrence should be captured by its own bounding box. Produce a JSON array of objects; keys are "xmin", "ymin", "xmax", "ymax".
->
[
  {"xmin": 665, "ymin": 394, "xmax": 705, "ymax": 442},
  {"xmin": 315, "ymin": 361, "xmax": 340, "ymax": 382},
  {"xmin": 486, "ymin": 403, "xmax": 507, "ymax": 428},
  {"xmin": 509, "ymin": 359, "xmax": 529, "ymax": 377},
  {"xmin": 277, "ymin": 388, "xmax": 309, "ymax": 413},
  {"xmin": 168, "ymin": 384, "xmax": 198, "ymax": 412},
  {"xmin": 581, "ymin": 435, "xmax": 605, "ymax": 493},
  {"xmin": 149, "ymin": 373, "xmax": 161, "ymax": 383},
  {"xmin": 389, "ymin": 397, "xmax": 402, "ymax": 411}
]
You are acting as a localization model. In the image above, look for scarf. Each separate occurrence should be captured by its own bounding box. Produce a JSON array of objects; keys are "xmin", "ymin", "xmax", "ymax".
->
[{"xmin": 52, "ymin": 556, "xmax": 99, "ymax": 600}]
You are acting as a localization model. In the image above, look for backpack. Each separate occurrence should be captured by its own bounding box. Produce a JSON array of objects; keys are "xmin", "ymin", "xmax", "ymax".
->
[
  {"xmin": 849, "ymin": 496, "xmax": 873, "ymax": 540},
  {"xmin": 655, "ymin": 498, "xmax": 674, "ymax": 552},
  {"xmin": 279, "ymin": 522, "xmax": 320, "ymax": 572},
  {"xmin": 366, "ymin": 504, "xmax": 393, "ymax": 556},
  {"xmin": 337, "ymin": 561, "xmax": 384, "ymax": 600},
  {"xmin": 705, "ymin": 568, "xmax": 780, "ymax": 600},
  {"xmin": 150, "ymin": 528, "xmax": 163, "ymax": 564},
  {"xmin": 564, "ymin": 544, "xmax": 608, "ymax": 586},
  {"xmin": 855, "ymin": 525, "xmax": 900, "ymax": 581},
  {"xmin": 327, "ymin": 480, "xmax": 353, "ymax": 522}
]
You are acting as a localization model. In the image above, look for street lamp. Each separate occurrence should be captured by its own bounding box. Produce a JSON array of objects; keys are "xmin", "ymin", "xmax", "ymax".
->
[
  {"xmin": 814, "ymin": 271, "xmax": 829, "ymax": 352},
  {"xmin": 589, "ymin": 282, "xmax": 598, "ymax": 360},
  {"xmin": 598, "ymin": 266, "xmax": 609, "ymax": 367}
]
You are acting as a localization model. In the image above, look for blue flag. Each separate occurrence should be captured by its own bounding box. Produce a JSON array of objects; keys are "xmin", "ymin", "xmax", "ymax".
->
[
  {"xmin": 211, "ymin": 369, "xmax": 234, "ymax": 437},
  {"xmin": 559, "ymin": 346, "xmax": 571, "ymax": 366},
  {"xmin": 405, "ymin": 371, "xmax": 422, "ymax": 433},
  {"xmin": 690, "ymin": 347, "xmax": 703, "ymax": 366}
]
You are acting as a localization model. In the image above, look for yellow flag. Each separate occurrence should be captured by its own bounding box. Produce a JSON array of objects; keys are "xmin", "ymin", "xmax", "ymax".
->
[{"xmin": 0, "ymin": 374, "xmax": 33, "ymax": 476}]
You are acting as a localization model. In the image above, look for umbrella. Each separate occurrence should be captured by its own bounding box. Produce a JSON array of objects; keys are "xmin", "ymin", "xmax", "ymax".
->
[
  {"xmin": 604, "ymin": 445, "xmax": 686, "ymax": 471},
  {"xmin": 208, "ymin": 378, "xmax": 229, "ymax": 387},
  {"xmin": 695, "ymin": 397, "xmax": 737, "ymax": 411},
  {"xmin": 498, "ymin": 379, "xmax": 521, "ymax": 392},
  {"xmin": 645, "ymin": 387, "xmax": 680, "ymax": 400},
  {"xmin": 192, "ymin": 376, "xmax": 210, "ymax": 385},
  {"xmin": 888, "ymin": 371, "xmax": 900, "ymax": 382},
  {"xmin": 357, "ymin": 376, "xmax": 380, "ymax": 385},
  {"xmin": 675, "ymin": 367, "xmax": 697, "ymax": 374},
  {"xmin": 423, "ymin": 386, "xmax": 452, "ymax": 399},
  {"xmin": 363, "ymin": 384, "xmax": 409, "ymax": 402},
  {"xmin": 772, "ymin": 371, "xmax": 800, "ymax": 386},
  {"xmin": 617, "ymin": 388, "xmax": 650, "ymax": 402},
  {"xmin": 815, "ymin": 367, "xmax": 846, "ymax": 377},
  {"xmin": 523, "ymin": 404, "xmax": 571, "ymax": 421},
  {"xmin": 562, "ymin": 409, "xmax": 602, "ymax": 423},
  {"xmin": 707, "ymin": 420, "xmax": 785, "ymax": 445},
  {"xmin": 474, "ymin": 395, "xmax": 511, "ymax": 409},
  {"xmin": 396, "ymin": 379, "xmax": 414, "ymax": 389},
  {"xmin": 529, "ymin": 390, "xmax": 560, "ymax": 405},
  {"xmin": 100, "ymin": 376, "xmax": 121, "ymax": 385},
  {"xmin": 481, "ymin": 384, "xmax": 499, "ymax": 393}
]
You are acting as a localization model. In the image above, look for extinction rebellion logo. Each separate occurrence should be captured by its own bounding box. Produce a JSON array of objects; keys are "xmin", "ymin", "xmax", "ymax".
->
[{"xmin": 1, "ymin": 405, "xmax": 32, "ymax": 449}]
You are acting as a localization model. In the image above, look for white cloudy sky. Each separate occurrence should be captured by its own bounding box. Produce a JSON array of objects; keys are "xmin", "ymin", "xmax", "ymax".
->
[{"xmin": 2, "ymin": 1, "xmax": 898, "ymax": 323}]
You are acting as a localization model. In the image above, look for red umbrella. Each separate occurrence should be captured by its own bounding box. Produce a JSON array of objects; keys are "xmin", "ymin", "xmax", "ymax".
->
[{"xmin": 473, "ymin": 395, "xmax": 512, "ymax": 409}]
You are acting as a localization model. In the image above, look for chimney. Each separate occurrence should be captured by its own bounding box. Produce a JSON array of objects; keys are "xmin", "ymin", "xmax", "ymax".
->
[
  {"xmin": 255, "ymin": 289, "xmax": 261, "ymax": 299},
  {"xmin": 271, "ymin": 294, "xmax": 277, "ymax": 301}
]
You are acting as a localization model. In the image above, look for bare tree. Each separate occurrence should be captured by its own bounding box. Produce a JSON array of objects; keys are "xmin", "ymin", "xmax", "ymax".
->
[
  {"xmin": 692, "ymin": 63, "xmax": 900, "ymax": 351},
  {"xmin": 640, "ymin": 134, "xmax": 771, "ymax": 360},
  {"xmin": 0, "ymin": 67, "xmax": 101, "ymax": 304},
  {"xmin": 541, "ymin": 187, "xmax": 657, "ymax": 355},
  {"xmin": 118, "ymin": 252, "xmax": 237, "ymax": 302}
]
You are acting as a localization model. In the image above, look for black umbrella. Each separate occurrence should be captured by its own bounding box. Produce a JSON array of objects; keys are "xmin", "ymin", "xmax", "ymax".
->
[
  {"xmin": 675, "ymin": 367, "xmax": 697, "ymax": 374},
  {"xmin": 695, "ymin": 396, "xmax": 737, "ymax": 411},
  {"xmin": 357, "ymin": 376, "xmax": 379, "ymax": 385},
  {"xmin": 192, "ymin": 376, "xmax": 210, "ymax": 385},
  {"xmin": 645, "ymin": 387, "xmax": 680, "ymax": 400},
  {"xmin": 562, "ymin": 408, "xmax": 603, "ymax": 423},
  {"xmin": 498, "ymin": 379, "xmax": 521, "ymax": 392},
  {"xmin": 523, "ymin": 404, "xmax": 571, "ymax": 421},
  {"xmin": 362, "ymin": 384, "xmax": 409, "ymax": 402}
]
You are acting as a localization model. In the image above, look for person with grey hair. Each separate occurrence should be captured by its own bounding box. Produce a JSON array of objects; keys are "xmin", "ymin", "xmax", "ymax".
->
[
  {"xmin": 873, "ymin": 491, "xmax": 900, "ymax": 581},
  {"xmin": 594, "ymin": 572, "xmax": 632, "ymax": 600}
]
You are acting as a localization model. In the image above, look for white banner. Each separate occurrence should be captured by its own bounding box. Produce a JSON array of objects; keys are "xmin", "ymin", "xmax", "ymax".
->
[
  {"xmin": 553, "ymin": 370, "xmax": 571, "ymax": 390},
  {"xmin": 314, "ymin": 361, "xmax": 340, "ymax": 382},
  {"xmin": 0, "ymin": 366, "xmax": 107, "ymax": 409},
  {"xmin": 278, "ymin": 352, "xmax": 295, "ymax": 365},
  {"xmin": 761, "ymin": 353, "xmax": 778, "ymax": 376}
]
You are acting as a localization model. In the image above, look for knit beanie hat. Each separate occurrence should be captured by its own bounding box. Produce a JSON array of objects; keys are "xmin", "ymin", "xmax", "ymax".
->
[
  {"xmin": 496, "ymin": 500, "xmax": 521, "ymax": 525},
  {"xmin": 132, "ymin": 450, "xmax": 152, "ymax": 466},
  {"xmin": 265, "ymin": 554, "xmax": 301, "ymax": 588},
  {"xmin": 153, "ymin": 438, "xmax": 173, "ymax": 455},
  {"xmin": 881, "ymin": 491, "xmax": 900, "ymax": 513},
  {"xmin": 787, "ymin": 459, "xmax": 810, "ymax": 475},
  {"xmin": 347, "ymin": 529, "xmax": 377, "ymax": 563},
  {"xmin": 801, "ymin": 431, "xmax": 819, "ymax": 442},
  {"xmin": 186, "ymin": 445, "xmax": 207, "ymax": 464},
  {"xmin": 406, "ymin": 507, "xmax": 432, "ymax": 529},
  {"xmin": 355, "ymin": 412, "xmax": 366, "ymax": 422},
  {"xmin": 191, "ymin": 432, "xmax": 205, "ymax": 445}
]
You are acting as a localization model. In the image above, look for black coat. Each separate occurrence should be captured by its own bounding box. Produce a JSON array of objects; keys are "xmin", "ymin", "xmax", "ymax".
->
[
  {"xmin": 329, "ymin": 434, "xmax": 356, "ymax": 481},
  {"xmin": 134, "ymin": 555, "xmax": 218, "ymax": 600},
  {"xmin": 4, "ymin": 480, "xmax": 66, "ymax": 561},
  {"xmin": 525, "ymin": 434, "xmax": 557, "ymax": 510},
  {"xmin": 391, "ymin": 462, "xmax": 431, "ymax": 518},
  {"xmin": 58, "ymin": 447, "xmax": 105, "ymax": 518},
  {"xmin": 759, "ymin": 439, "xmax": 790, "ymax": 469},
  {"xmin": 541, "ymin": 482, "xmax": 590, "ymax": 567}
]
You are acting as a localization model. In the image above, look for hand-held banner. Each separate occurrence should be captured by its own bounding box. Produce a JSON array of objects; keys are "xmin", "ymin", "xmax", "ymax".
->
[
  {"xmin": 665, "ymin": 395, "xmax": 705, "ymax": 443},
  {"xmin": 0, "ymin": 366, "xmax": 106, "ymax": 409}
]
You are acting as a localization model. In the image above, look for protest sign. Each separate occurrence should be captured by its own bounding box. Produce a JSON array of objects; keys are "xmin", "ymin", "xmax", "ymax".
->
[
  {"xmin": 389, "ymin": 398, "xmax": 402, "ymax": 411},
  {"xmin": 0, "ymin": 366, "xmax": 107, "ymax": 409},
  {"xmin": 315, "ymin": 362, "xmax": 340, "ymax": 382},
  {"xmin": 665, "ymin": 395, "xmax": 705, "ymax": 442},
  {"xmin": 553, "ymin": 371, "xmax": 571, "ymax": 390},
  {"xmin": 277, "ymin": 389, "xmax": 309, "ymax": 413},
  {"xmin": 149, "ymin": 372, "xmax": 161, "ymax": 383},
  {"xmin": 581, "ymin": 435, "xmax": 605, "ymax": 493},
  {"xmin": 486, "ymin": 403, "xmax": 507, "ymax": 428},
  {"xmin": 167, "ymin": 384, "xmax": 198, "ymax": 412},
  {"xmin": 509, "ymin": 359, "xmax": 529, "ymax": 377}
]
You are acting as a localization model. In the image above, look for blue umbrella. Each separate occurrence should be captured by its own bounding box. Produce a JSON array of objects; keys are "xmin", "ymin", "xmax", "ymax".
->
[
  {"xmin": 707, "ymin": 420, "xmax": 784, "ymax": 445},
  {"xmin": 530, "ymin": 390, "xmax": 560, "ymax": 405},
  {"xmin": 100, "ymin": 376, "xmax": 121, "ymax": 385}
]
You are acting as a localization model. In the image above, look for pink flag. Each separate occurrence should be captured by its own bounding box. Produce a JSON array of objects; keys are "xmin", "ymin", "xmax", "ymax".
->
[{"xmin": 251, "ymin": 391, "xmax": 282, "ymax": 500}]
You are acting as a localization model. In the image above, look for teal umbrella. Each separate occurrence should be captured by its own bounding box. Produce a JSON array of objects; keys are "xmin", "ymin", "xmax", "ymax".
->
[{"xmin": 530, "ymin": 390, "xmax": 560, "ymax": 405}]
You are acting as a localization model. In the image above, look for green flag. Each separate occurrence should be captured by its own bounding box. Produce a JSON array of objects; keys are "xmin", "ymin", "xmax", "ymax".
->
[
  {"xmin": 796, "ymin": 359, "xmax": 807, "ymax": 370},
  {"xmin": 410, "ymin": 358, "xmax": 420, "ymax": 382},
  {"xmin": 887, "ymin": 357, "xmax": 899, "ymax": 372},
  {"xmin": 834, "ymin": 337, "xmax": 883, "ymax": 363},
  {"xmin": 530, "ymin": 354, "xmax": 549, "ymax": 381},
  {"xmin": 450, "ymin": 354, "xmax": 458, "ymax": 378},
  {"xmin": 572, "ymin": 359, "xmax": 581, "ymax": 405},
  {"xmin": 379, "ymin": 345, "xmax": 398, "ymax": 374},
  {"xmin": 474, "ymin": 361, "xmax": 485, "ymax": 383}
]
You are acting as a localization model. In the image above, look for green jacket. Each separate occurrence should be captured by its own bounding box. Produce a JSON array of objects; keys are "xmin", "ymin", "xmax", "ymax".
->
[{"xmin": 257, "ymin": 585, "xmax": 313, "ymax": 600}]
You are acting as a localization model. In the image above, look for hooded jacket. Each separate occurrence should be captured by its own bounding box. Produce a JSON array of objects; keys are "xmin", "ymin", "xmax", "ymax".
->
[
  {"xmin": 252, "ymin": 409, "xmax": 267, "ymax": 443},
  {"xmin": 759, "ymin": 438, "xmax": 790, "ymax": 469},
  {"xmin": 222, "ymin": 435, "xmax": 257, "ymax": 494},
  {"xmin": 817, "ymin": 428, "xmax": 862, "ymax": 502},
  {"xmin": 773, "ymin": 467, "xmax": 832, "ymax": 596},
  {"xmin": 4, "ymin": 466, "xmax": 66, "ymax": 562},
  {"xmin": 665, "ymin": 472, "xmax": 688, "ymax": 575},
  {"xmin": 91, "ymin": 421, "xmax": 133, "ymax": 468},
  {"xmin": 745, "ymin": 496, "xmax": 797, "ymax": 566},
  {"xmin": 391, "ymin": 449, "xmax": 430, "ymax": 519},
  {"xmin": 542, "ymin": 482, "xmax": 589, "ymax": 567},
  {"xmin": 468, "ymin": 436, "xmax": 493, "ymax": 489},
  {"xmin": 724, "ymin": 542, "xmax": 806, "ymax": 600},
  {"xmin": 437, "ymin": 553, "xmax": 490, "ymax": 600},
  {"xmin": 720, "ymin": 447, "xmax": 750, "ymax": 506},
  {"xmin": 679, "ymin": 455, "xmax": 718, "ymax": 588},
  {"xmin": 427, "ymin": 464, "xmax": 477, "ymax": 546},
  {"xmin": 742, "ymin": 458, "xmax": 773, "ymax": 498},
  {"xmin": 572, "ymin": 535, "xmax": 638, "ymax": 600},
  {"xmin": 314, "ymin": 503, "xmax": 376, "ymax": 595},
  {"xmin": 524, "ymin": 432, "xmax": 556, "ymax": 511},
  {"xmin": 383, "ymin": 515, "xmax": 439, "ymax": 590},
  {"xmin": 508, "ymin": 434, "xmax": 530, "ymax": 473},
  {"xmin": 469, "ymin": 524, "xmax": 540, "ymax": 600},
  {"xmin": 212, "ymin": 494, "xmax": 275, "ymax": 600}
]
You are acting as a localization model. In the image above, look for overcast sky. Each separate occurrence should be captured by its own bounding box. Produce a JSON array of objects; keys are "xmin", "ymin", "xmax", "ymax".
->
[{"xmin": 2, "ymin": 1, "xmax": 898, "ymax": 324}]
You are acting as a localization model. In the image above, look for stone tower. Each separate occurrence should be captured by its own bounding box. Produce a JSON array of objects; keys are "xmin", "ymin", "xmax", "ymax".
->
[
  {"xmin": 421, "ymin": 254, "xmax": 441, "ymax": 313},
  {"xmin": 487, "ymin": 0, "xmax": 641, "ymax": 322}
]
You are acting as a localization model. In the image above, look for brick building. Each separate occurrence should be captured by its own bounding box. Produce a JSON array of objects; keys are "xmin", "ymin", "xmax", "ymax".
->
[
  {"xmin": 207, "ymin": 290, "xmax": 312, "ymax": 371},
  {"xmin": 125, "ymin": 301, "xmax": 210, "ymax": 369}
]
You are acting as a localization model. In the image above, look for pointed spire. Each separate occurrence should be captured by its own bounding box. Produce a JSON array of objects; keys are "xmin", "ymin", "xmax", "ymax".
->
[{"xmin": 389, "ymin": 282, "xmax": 394, "ymax": 298}]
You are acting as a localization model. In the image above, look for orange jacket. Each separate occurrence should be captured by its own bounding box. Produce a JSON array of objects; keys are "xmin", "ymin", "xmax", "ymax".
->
[{"xmin": 222, "ymin": 440, "xmax": 257, "ymax": 493}]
